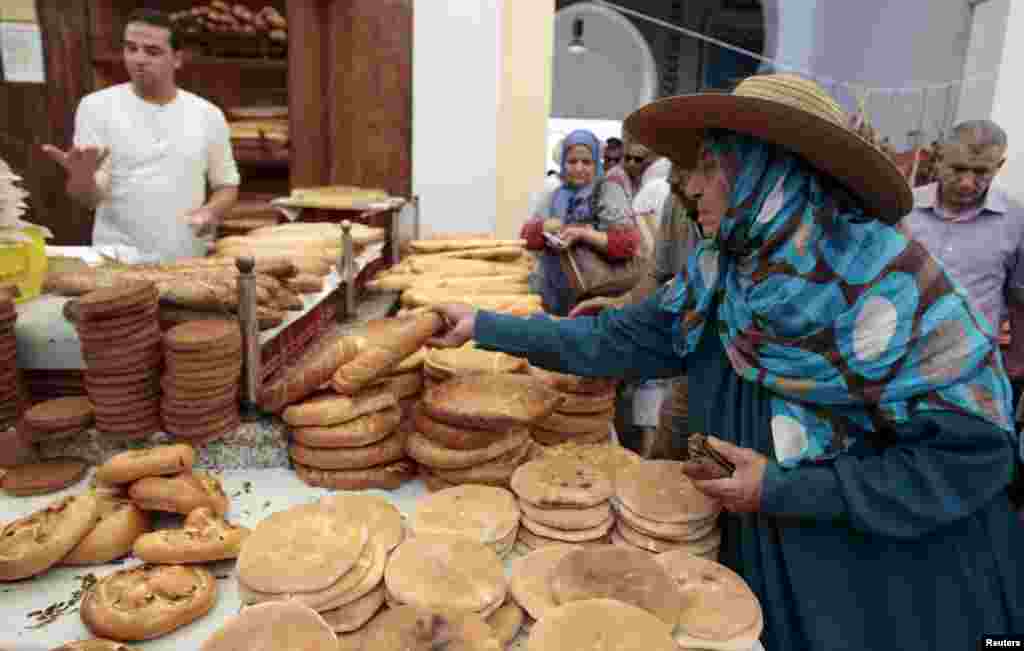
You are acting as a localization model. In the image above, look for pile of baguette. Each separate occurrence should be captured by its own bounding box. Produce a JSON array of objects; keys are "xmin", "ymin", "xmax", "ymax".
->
[
  {"xmin": 212, "ymin": 221, "xmax": 387, "ymax": 276},
  {"xmin": 170, "ymin": 2, "xmax": 288, "ymax": 43},
  {"xmin": 371, "ymin": 234, "xmax": 542, "ymax": 316},
  {"xmin": 44, "ymin": 257, "xmax": 315, "ymax": 331},
  {"xmin": 218, "ymin": 196, "xmax": 282, "ymax": 236}
]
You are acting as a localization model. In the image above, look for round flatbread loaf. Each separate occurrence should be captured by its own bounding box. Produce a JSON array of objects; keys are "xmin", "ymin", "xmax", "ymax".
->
[
  {"xmin": 96, "ymin": 444, "xmax": 196, "ymax": 484},
  {"xmin": 655, "ymin": 550, "xmax": 764, "ymax": 651},
  {"xmin": 409, "ymin": 484, "xmax": 520, "ymax": 545},
  {"xmin": 290, "ymin": 406, "xmax": 401, "ymax": 448},
  {"xmin": 422, "ymin": 374, "xmax": 563, "ymax": 430},
  {"xmin": 385, "ymin": 534, "xmax": 506, "ymax": 614},
  {"xmin": 23, "ymin": 396, "xmax": 94, "ymax": 431},
  {"xmin": 82, "ymin": 564, "xmax": 217, "ymax": 641},
  {"xmin": 508, "ymin": 544, "xmax": 582, "ymax": 621},
  {"xmin": 520, "ymin": 514, "xmax": 613, "ymax": 542},
  {"xmin": 548, "ymin": 547, "xmax": 681, "ymax": 626},
  {"xmin": 239, "ymin": 535, "xmax": 382, "ymax": 612},
  {"xmin": 487, "ymin": 600, "xmax": 525, "ymax": 647},
  {"xmin": 612, "ymin": 497, "xmax": 718, "ymax": 542},
  {"xmin": 50, "ymin": 640, "xmax": 139, "ymax": 651},
  {"xmin": 526, "ymin": 599, "xmax": 676, "ymax": 651},
  {"xmin": 510, "ymin": 457, "xmax": 612, "ymax": 508},
  {"xmin": 0, "ymin": 493, "xmax": 101, "ymax": 580},
  {"xmin": 616, "ymin": 460, "xmax": 720, "ymax": 523},
  {"xmin": 553, "ymin": 390, "xmax": 616, "ymax": 415},
  {"xmin": 62, "ymin": 497, "xmax": 151, "ymax": 566},
  {"xmin": 77, "ymin": 282, "xmax": 157, "ymax": 321},
  {"xmin": 294, "ymin": 459, "xmax": 416, "ymax": 491},
  {"xmin": 361, "ymin": 605, "xmax": 501, "ymax": 651},
  {"xmin": 128, "ymin": 471, "xmax": 228, "ymax": 516},
  {"xmin": 412, "ymin": 404, "xmax": 516, "ymax": 450},
  {"xmin": 200, "ymin": 601, "xmax": 337, "ymax": 651},
  {"xmin": 319, "ymin": 584, "xmax": 386, "ymax": 633},
  {"xmin": 518, "ymin": 498, "xmax": 612, "ymax": 531},
  {"xmin": 528, "ymin": 366, "xmax": 616, "ymax": 395},
  {"xmin": 616, "ymin": 519, "xmax": 722, "ymax": 556},
  {"xmin": 424, "ymin": 347, "xmax": 528, "ymax": 378},
  {"xmin": 1, "ymin": 457, "xmax": 88, "ymax": 495},
  {"xmin": 535, "ymin": 409, "xmax": 614, "ymax": 436},
  {"xmin": 319, "ymin": 492, "xmax": 405, "ymax": 552},
  {"xmin": 531, "ymin": 427, "xmax": 610, "ymax": 447},
  {"xmin": 133, "ymin": 507, "xmax": 250, "ymax": 564},
  {"xmin": 237, "ymin": 503, "xmax": 369, "ymax": 594},
  {"xmin": 429, "ymin": 442, "xmax": 533, "ymax": 485},
  {"xmin": 406, "ymin": 428, "xmax": 530, "ymax": 470},
  {"xmin": 164, "ymin": 319, "xmax": 241, "ymax": 352},
  {"xmin": 288, "ymin": 430, "xmax": 407, "ymax": 470},
  {"xmin": 516, "ymin": 527, "xmax": 608, "ymax": 551}
]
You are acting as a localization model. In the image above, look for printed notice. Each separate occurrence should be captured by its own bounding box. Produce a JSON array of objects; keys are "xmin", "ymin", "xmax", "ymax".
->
[
  {"xmin": 978, "ymin": 636, "xmax": 1024, "ymax": 650},
  {"xmin": 0, "ymin": 21, "xmax": 45, "ymax": 83}
]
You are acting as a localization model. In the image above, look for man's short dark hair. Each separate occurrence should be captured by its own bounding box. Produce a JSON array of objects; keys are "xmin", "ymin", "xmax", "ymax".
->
[
  {"xmin": 946, "ymin": 120, "xmax": 1007, "ymax": 150},
  {"xmin": 125, "ymin": 8, "xmax": 179, "ymax": 50},
  {"xmin": 605, "ymin": 137, "xmax": 623, "ymax": 149}
]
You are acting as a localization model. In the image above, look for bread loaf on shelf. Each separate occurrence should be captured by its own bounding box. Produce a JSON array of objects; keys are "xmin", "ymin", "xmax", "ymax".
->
[
  {"xmin": 258, "ymin": 336, "xmax": 361, "ymax": 413},
  {"xmin": 330, "ymin": 313, "xmax": 443, "ymax": 395}
]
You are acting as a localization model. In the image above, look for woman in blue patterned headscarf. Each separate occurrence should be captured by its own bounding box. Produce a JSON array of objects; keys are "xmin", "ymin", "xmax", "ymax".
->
[
  {"xmin": 433, "ymin": 77, "xmax": 1023, "ymax": 651},
  {"xmin": 520, "ymin": 129, "xmax": 640, "ymax": 316}
]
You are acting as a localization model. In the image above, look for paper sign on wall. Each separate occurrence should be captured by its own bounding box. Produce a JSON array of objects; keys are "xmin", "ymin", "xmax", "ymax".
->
[{"xmin": 0, "ymin": 22, "xmax": 45, "ymax": 84}]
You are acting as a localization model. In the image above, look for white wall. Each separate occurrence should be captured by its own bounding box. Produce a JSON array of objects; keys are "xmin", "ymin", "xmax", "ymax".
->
[
  {"xmin": 412, "ymin": 0, "xmax": 500, "ymax": 236},
  {"xmin": 550, "ymin": 2, "xmax": 657, "ymax": 120},
  {"xmin": 811, "ymin": 0, "xmax": 972, "ymax": 149},
  {"xmin": 957, "ymin": 0, "xmax": 1010, "ymax": 126},
  {"xmin": 989, "ymin": 0, "xmax": 1024, "ymax": 202}
]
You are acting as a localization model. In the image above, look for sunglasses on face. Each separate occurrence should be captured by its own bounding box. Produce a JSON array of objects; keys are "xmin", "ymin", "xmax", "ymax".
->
[
  {"xmin": 625, "ymin": 155, "xmax": 647, "ymax": 164},
  {"xmin": 605, "ymin": 156, "xmax": 622, "ymax": 165}
]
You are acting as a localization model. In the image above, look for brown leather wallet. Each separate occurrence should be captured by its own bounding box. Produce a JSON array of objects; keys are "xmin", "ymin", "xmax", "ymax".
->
[{"xmin": 688, "ymin": 433, "xmax": 735, "ymax": 478}]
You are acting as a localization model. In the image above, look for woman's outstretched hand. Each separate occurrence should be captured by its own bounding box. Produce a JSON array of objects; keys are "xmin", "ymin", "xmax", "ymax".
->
[
  {"xmin": 428, "ymin": 303, "xmax": 478, "ymax": 348},
  {"xmin": 682, "ymin": 436, "xmax": 768, "ymax": 513}
]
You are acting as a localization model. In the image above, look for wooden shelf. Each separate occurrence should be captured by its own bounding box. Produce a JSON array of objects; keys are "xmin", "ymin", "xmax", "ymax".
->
[{"xmin": 92, "ymin": 51, "xmax": 286, "ymax": 70}]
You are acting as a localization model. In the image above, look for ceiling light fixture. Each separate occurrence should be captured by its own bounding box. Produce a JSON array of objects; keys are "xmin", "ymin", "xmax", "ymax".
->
[{"xmin": 568, "ymin": 17, "xmax": 587, "ymax": 55}]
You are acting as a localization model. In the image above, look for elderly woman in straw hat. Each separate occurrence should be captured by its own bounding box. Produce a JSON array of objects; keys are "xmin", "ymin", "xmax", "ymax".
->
[{"xmin": 432, "ymin": 74, "xmax": 1023, "ymax": 650}]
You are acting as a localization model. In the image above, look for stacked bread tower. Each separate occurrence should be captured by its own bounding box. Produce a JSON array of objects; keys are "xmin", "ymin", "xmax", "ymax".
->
[
  {"xmin": 283, "ymin": 313, "xmax": 441, "ymax": 490},
  {"xmin": 0, "ymin": 293, "xmax": 25, "ymax": 429},
  {"xmin": 509, "ymin": 456, "xmax": 615, "ymax": 549},
  {"xmin": 535, "ymin": 438, "xmax": 643, "ymax": 481},
  {"xmin": 75, "ymin": 281, "xmax": 164, "ymax": 439},
  {"xmin": 410, "ymin": 373, "xmax": 561, "ymax": 491},
  {"xmin": 409, "ymin": 484, "xmax": 522, "ymax": 559},
  {"xmin": 236, "ymin": 493, "xmax": 403, "ymax": 637},
  {"xmin": 529, "ymin": 366, "xmax": 617, "ymax": 447},
  {"xmin": 161, "ymin": 320, "xmax": 242, "ymax": 443},
  {"xmin": 611, "ymin": 460, "xmax": 722, "ymax": 559},
  {"xmin": 369, "ymin": 234, "xmax": 541, "ymax": 316}
]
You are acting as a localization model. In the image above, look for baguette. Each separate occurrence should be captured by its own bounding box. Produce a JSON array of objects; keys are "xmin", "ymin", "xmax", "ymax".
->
[
  {"xmin": 408, "ymin": 239, "xmax": 526, "ymax": 253},
  {"xmin": 274, "ymin": 287, "xmax": 304, "ymax": 311},
  {"xmin": 405, "ymin": 258, "xmax": 524, "ymax": 276},
  {"xmin": 434, "ymin": 246, "xmax": 525, "ymax": 262},
  {"xmin": 282, "ymin": 387, "xmax": 396, "ymax": 427},
  {"xmin": 285, "ymin": 273, "xmax": 325, "ymax": 294},
  {"xmin": 401, "ymin": 290, "xmax": 542, "ymax": 310},
  {"xmin": 330, "ymin": 313, "xmax": 442, "ymax": 395},
  {"xmin": 258, "ymin": 335, "xmax": 361, "ymax": 413}
]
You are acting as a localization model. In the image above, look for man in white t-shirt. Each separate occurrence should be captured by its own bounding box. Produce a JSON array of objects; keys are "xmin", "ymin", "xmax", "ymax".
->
[{"xmin": 43, "ymin": 9, "xmax": 239, "ymax": 262}]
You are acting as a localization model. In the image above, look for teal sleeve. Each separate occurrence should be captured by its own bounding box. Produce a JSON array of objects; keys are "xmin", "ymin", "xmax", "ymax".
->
[
  {"xmin": 474, "ymin": 290, "xmax": 686, "ymax": 380},
  {"xmin": 761, "ymin": 411, "xmax": 1015, "ymax": 539}
]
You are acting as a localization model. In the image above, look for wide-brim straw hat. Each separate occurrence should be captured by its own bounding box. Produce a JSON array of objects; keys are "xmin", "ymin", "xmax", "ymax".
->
[{"xmin": 623, "ymin": 74, "xmax": 913, "ymax": 223}]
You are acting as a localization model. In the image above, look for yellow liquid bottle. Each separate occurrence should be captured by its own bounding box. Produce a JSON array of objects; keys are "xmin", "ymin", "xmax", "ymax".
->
[{"xmin": 0, "ymin": 225, "xmax": 48, "ymax": 303}]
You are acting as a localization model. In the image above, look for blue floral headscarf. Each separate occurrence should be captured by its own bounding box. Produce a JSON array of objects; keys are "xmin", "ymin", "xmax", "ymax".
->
[{"xmin": 661, "ymin": 130, "xmax": 1014, "ymax": 468}]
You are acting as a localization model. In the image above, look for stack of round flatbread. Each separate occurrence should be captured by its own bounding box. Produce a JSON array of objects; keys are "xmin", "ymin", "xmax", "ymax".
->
[
  {"xmin": 19, "ymin": 395, "xmax": 94, "ymax": 444},
  {"xmin": 161, "ymin": 320, "xmax": 242, "ymax": 444},
  {"xmin": 611, "ymin": 460, "xmax": 722, "ymax": 559},
  {"xmin": 509, "ymin": 456, "xmax": 615, "ymax": 548},
  {"xmin": 286, "ymin": 387, "xmax": 416, "ymax": 491},
  {"xmin": 526, "ymin": 599, "xmax": 677, "ymax": 651},
  {"xmin": 1, "ymin": 457, "xmax": 89, "ymax": 496},
  {"xmin": 411, "ymin": 374, "xmax": 561, "ymax": 490},
  {"xmin": 385, "ymin": 533, "xmax": 508, "ymax": 621},
  {"xmin": 655, "ymin": 550, "xmax": 764, "ymax": 651},
  {"xmin": 236, "ymin": 494, "xmax": 403, "ymax": 635},
  {"xmin": 422, "ymin": 345, "xmax": 528, "ymax": 393},
  {"xmin": 409, "ymin": 485, "xmax": 521, "ymax": 558},
  {"xmin": 536, "ymin": 440, "xmax": 643, "ymax": 484},
  {"xmin": 528, "ymin": 367, "xmax": 617, "ymax": 446},
  {"xmin": 0, "ymin": 293, "xmax": 26, "ymax": 430},
  {"xmin": 201, "ymin": 601, "xmax": 337, "ymax": 651},
  {"xmin": 75, "ymin": 281, "xmax": 163, "ymax": 439}
]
